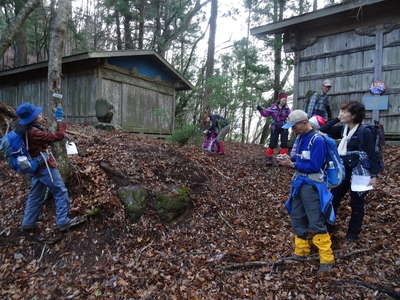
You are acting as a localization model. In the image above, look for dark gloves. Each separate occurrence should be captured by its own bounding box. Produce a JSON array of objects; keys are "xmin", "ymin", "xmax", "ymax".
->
[{"xmin": 256, "ymin": 105, "xmax": 263, "ymax": 111}]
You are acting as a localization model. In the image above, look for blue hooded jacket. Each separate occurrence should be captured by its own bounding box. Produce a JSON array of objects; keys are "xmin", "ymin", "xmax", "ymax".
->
[
  {"xmin": 285, "ymin": 175, "xmax": 335, "ymax": 224},
  {"xmin": 285, "ymin": 130, "xmax": 335, "ymax": 224}
]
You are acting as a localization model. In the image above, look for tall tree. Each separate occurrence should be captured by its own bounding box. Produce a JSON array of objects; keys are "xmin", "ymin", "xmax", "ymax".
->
[
  {"xmin": 259, "ymin": 0, "xmax": 287, "ymax": 145},
  {"xmin": 14, "ymin": 0, "xmax": 29, "ymax": 66},
  {"xmin": 202, "ymin": 0, "xmax": 217, "ymax": 114},
  {"xmin": 156, "ymin": 0, "xmax": 211, "ymax": 57},
  {"xmin": 240, "ymin": 0, "xmax": 252, "ymax": 143},
  {"xmin": 115, "ymin": 10, "xmax": 122, "ymax": 50},
  {"xmin": 0, "ymin": 0, "xmax": 41, "ymax": 58},
  {"xmin": 137, "ymin": 0, "xmax": 145, "ymax": 49},
  {"xmin": 47, "ymin": 0, "xmax": 71, "ymax": 177}
]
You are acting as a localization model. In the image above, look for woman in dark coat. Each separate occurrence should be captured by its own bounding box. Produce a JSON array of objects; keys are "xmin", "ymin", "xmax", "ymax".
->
[{"xmin": 320, "ymin": 101, "xmax": 382, "ymax": 240}]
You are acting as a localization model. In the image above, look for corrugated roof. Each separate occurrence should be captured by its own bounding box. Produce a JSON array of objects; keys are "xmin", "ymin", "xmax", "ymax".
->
[
  {"xmin": 0, "ymin": 50, "xmax": 193, "ymax": 91},
  {"xmin": 251, "ymin": 0, "xmax": 386, "ymax": 36}
]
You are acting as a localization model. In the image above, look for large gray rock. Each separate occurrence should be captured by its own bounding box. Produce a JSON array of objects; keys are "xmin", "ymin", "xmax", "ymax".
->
[
  {"xmin": 117, "ymin": 185, "xmax": 148, "ymax": 222},
  {"xmin": 95, "ymin": 98, "xmax": 114, "ymax": 123},
  {"xmin": 155, "ymin": 186, "xmax": 192, "ymax": 222}
]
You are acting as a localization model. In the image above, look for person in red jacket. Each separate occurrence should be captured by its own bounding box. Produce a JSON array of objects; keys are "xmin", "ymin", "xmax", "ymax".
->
[{"xmin": 15, "ymin": 103, "xmax": 83, "ymax": 232}]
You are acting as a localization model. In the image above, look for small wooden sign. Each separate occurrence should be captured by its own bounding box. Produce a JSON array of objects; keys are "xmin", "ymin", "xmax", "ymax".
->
[
  {"xmin": 362, "ymin": 95, "xmax": 389, "ymax": 110},
  {"xmin": 362, "ymin": 95, "xmax": 389, "ymax": 123}
]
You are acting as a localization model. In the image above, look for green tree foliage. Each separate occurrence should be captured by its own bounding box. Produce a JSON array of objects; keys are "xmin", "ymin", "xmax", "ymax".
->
[{"xmin": 0, "ymin": 0, "xmax": 325, "ymax": 146}]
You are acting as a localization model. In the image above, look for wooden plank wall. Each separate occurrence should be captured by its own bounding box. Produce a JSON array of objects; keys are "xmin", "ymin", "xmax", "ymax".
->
[
  {"xmin": 0, "ymin": 69, "xmax": 99, "ymax": 124},
  {"xmin": 382, "ymin": 27, "xmax": 400, "ymax": 135},
  {"xmin": 296, "ymin": 27, "xmax": 400, "ymax": 137},
  {"xmin": 101, "ymin": 67, "xmax": 175, "ymax": 133},
  {"xmin": 297, "ymin": 30, "xmax": 376, "ymax": 113}
]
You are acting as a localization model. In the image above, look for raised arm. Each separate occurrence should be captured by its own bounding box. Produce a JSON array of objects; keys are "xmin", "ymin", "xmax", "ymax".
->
[{"xmin": 319, "ymin": 118, "xmax": 342, "ymax": 139}]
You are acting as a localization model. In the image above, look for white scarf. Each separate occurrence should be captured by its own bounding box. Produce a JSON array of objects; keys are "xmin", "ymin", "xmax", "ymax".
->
[{"xmin": 338, "ymin": 124, "xmax": 359, "ymax": 156}]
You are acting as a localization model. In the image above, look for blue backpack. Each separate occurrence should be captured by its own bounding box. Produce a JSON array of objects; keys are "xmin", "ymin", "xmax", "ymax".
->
[
  {"xmin": 308, "ymin": 133, "xmax": 345, "ymax": 188},
  {"xmin": 0, "ymin": 130, "xmax": 41, "ymax": 174}
]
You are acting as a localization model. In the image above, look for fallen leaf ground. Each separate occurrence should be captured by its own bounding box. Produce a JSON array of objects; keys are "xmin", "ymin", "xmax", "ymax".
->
[{"xmin": 0, "ymin": 125, "xmax": 399, "ymax": 299}]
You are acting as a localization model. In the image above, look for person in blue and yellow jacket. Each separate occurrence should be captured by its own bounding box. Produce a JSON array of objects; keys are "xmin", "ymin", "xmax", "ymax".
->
[{"xmin": 278, "ymin": 110, "xmax": 334, "ymax": 273}]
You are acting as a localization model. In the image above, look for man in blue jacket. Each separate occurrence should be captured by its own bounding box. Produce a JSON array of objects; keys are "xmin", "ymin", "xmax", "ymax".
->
[{"xmin": 278, "ymin": 110, "xmax": 334, "ymax": 272}]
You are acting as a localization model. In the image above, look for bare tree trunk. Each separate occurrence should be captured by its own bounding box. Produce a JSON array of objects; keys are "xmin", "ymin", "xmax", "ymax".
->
[
  {"xmin": 157, "ymin": 0, "xmax": 212, "ymax": 57},
  {"xmin": 151, "ymin": 0, "xmax": 162, "ymax": 50},
  {"xmin": 241, "ymin": 0, "xmax": 252, "ymax": 143},
  {"xmin": 115, "ymin": 11, "xmax": 122, "ymax": 50},
  {"xmin": 313, "ymin": 0, "xmax": 318, "ymax": 11},
  {"xmin": 299, "ymin": 0, "xmax": 306, "ymax": 14},
  {"xmin": 0, "ymin": 0, "xmax": 41, "ymax": 58},
  {"xmin": 47, "ymin": 0, "xmax": 72, "ymax": 179},
  {"xmin": 260, "ymin": 0, "xmax": 285, "ymax": 145},
  {"xmin": 137, "ymin": 0, "xmax": 145, "ymax": 49},
  {"xmin": 14, "ymin": 31, "xmax": 28, "ymax": 66},
  {"xmin": 14, "ymin": 0, "xmax": 28, "ymax": 66},
  {"xmin": 123, "ymin": 14, "xmax": 134, "ymax": 49},
  {"xmin": 202, "ymin": 0, "xmax": 218, "ymax": 114}
]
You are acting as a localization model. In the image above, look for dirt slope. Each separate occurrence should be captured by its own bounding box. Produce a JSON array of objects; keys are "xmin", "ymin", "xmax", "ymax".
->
[{"xmin": 0, "ymin": 125, "xmax": 399, "ymax": 299}]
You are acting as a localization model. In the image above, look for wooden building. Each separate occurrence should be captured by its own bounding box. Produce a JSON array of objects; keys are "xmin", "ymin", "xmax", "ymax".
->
[
  {"xmin": 0, "ymin": 51, "xmax": 192, "ymax": 135},
  {"xmin": 251, "ymin": 0, "xmax": 400, "ymax": 140}
]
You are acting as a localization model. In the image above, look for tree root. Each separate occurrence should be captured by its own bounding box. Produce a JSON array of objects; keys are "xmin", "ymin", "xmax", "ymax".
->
[{"xmin": 216, "ymin": 248, "xmax": 370, "ymax": 271}]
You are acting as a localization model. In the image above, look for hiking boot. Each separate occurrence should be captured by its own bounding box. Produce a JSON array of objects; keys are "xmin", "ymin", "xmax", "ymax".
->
[
  {"xmin": 57, "ymin": 216, "xmax": 86, "ymax": 232},
  {"xmin": 21, "ymin": 224, "xmax": 38, "ymax": 234},
  {"xmin": 346, "ymin": 232, "xmax": 359, "ymax": 241},
  {"xmin": 318, "ymin": 264, "xmax": 333, "ymax": 273}
]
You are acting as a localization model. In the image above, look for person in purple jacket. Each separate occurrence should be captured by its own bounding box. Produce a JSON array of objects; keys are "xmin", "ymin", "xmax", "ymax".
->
[{"xmin": 257, "ymin": 93, "xmax": 291, "ymax": 165}]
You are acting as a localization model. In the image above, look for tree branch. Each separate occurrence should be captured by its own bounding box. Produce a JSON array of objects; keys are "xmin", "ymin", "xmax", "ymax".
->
[
  {"xmin": 217, "ymin": 248, "xmax": 370, "ymax": 271},
  {"xmin": 0, "ymin": 0, "xmax": 41, "ymax": 57}
]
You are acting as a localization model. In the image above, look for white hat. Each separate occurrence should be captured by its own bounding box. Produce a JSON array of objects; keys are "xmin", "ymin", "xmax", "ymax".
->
[
  {"xmin": 282, "ymin": 110, "xmax": 308, "ymax": 129},
  {"xmin": 322, "ymin": 79, "xmax": 333, "ymax": 87}
]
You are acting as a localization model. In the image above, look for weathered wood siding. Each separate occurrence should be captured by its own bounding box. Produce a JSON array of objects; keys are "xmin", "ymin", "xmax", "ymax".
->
[
  {"xmin": 295, "ymin": 25, "xmax": 400, "ymax": 137},
  {"xmin": 0, "ymin": 69, "xmax": 99, "ymax": 123},
  {"xmin": 382, "ymin": 27, "xmax": 400, "ymax": 136},
  {"xmin": 297, "ymin": 30, "xmax": 376, "ymax": 113},
  {"xmin": 0, "ymin": 59, "xmax": 180, "ymax": 134},
  {"xmin": 101, "ymin": 66, "xmax": 175, "ymax": 133}
]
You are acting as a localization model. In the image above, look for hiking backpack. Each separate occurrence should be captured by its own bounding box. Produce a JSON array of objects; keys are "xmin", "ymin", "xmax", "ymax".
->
[
  {"xmin": 308, "ymin": 133, "xmax": 345, "ymax": 189},
  {"xmin": 358, "ymin": 122, "xmax": 385, "ymax": 173},
  {"xmin": 304, "ymin": 90, "xmax": 316, "ymax": 112},
  {"xmin": 0, "ymin": 130, "xmax": 40, "ymax": 174}
]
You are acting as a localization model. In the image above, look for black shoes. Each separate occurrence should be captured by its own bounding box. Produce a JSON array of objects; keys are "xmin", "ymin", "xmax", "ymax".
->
[
  {"xmin": 57, "ymin": 216, "xmax": 86, "ymax": 232},
  {"xmin": 346, "ymin": 232, "xmax": 359, "ymax": 241}
]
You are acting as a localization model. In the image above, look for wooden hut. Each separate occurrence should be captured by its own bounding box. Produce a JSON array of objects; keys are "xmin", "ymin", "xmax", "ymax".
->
[
  {"xmin": 251, "ymin": 0, "xmax": 400, "ymax": 140},
  {"xmin": 0, "ymin": 50, "xmax": 192, "ymax": 135}
]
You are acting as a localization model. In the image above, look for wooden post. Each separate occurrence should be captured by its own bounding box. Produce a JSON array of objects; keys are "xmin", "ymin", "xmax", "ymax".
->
[
  {"xmin": 293, "ymin": 51, "xmax": 300, "ymax": 110},
  {"xmin": 373, "ymin": 25, "xmax": 384, "ymax": 123}
]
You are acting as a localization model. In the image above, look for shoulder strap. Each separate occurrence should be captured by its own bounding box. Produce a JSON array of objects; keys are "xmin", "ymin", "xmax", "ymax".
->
[
  {"xmin": 357, "ymin": 124, "xmax": 368, "ymax": 149},
  {"xmin": 307, "ymin": 131, "xmax": 321, "ymax": 150},
  {"xmin": 25, "ymin": 131, "xmax": 29, "ymax": 151}
]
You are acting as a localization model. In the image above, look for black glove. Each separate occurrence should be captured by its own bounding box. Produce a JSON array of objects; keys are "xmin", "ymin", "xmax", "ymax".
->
[{"xmin": 256, "ymin": 105, "xmax": 263, "ymax": 111}]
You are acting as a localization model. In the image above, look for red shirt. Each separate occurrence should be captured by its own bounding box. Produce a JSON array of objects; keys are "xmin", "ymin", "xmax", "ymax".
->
[{"xmin": 27, "ymin": 122, "xmax": 66, "ymax": 168}]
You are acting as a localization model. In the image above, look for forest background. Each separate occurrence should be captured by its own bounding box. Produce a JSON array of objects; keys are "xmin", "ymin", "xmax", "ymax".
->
[{"xmin": 0, "ymin": 0, "xmax": 346, "ymax": 144}]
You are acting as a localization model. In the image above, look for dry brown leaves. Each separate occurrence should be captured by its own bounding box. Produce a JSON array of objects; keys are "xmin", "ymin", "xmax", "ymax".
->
[{"xmin": 0, "ymin": 124, "xmax": 399, "ymax": 299}]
